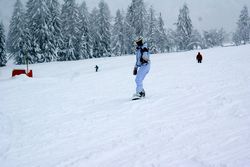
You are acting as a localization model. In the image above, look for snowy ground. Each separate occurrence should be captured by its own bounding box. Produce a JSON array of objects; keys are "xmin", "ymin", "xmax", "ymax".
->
[{"xmin": 1, "ymin": 45, "xmax": 250, "ymax": 167}]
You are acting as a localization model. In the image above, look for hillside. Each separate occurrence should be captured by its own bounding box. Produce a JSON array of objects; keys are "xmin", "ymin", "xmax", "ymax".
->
[{"xmin": 1, "ymin": 45, "xmax": 250, "ymax": 167}]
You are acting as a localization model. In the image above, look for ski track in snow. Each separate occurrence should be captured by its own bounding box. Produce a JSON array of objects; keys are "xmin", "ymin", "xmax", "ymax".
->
[
  {"xmin": 1, "ymin": 45, "xmax": 250, "ymax": 167},
  {"xmin": 0, "ymin": 112, "xmax": 13, "ymax": 159}
]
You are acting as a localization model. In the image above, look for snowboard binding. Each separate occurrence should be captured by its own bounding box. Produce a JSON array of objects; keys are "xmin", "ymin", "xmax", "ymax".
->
[{"xmin": 132, "ymin": 90, "xmax": 145, "ymax": 100}]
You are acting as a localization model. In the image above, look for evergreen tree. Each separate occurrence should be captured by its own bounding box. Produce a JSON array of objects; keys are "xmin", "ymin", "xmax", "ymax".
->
[
  {"xmin": 0, "ymin": 22, "xmax": 7, "ymax": 67},
  {"xmin": 232, "ymin": 32, "xmax": 241, "ymax": 46},
  {"xmin": 6, "ymin": 0, "xmax": 25, "ymax": 64},
  {"xmin": 79, "ymin": 1, "xmax": 92, "ymax": 59},
  {"xmin": 217, "ymin": 28, "xmax": 226, "ymax": 46},
  {"xmin": 235, "ymin": 5, "xmax": 250, "ymax": 44},
  {"xmin": 60, "ymin": 0, "xmax": 81, "ymax": 61},
  {"xmin": 20, "ymin": 26, "xmax": 33, "ymax": 64},
  {"xmin": 47, "ymin": 0, "xmax": 63, "ymax": 60},
  {"xmin": 6, "ymin": 0, "xmax": 32, "ymax": 65},
  {"xmin": 124, "ymin": 5, "xmax": 136, "ymax": 54},
  {"xmin": 89, "ymin": 7, "xmax": 101, "ymax": 58},
  {"xmin": 166, "ymin": 29, "xmax": 176, "ymax": 52},
  {"xmin": 123, "ymin": 0, "xmax": 147, "ymax": 54},
  {"xmin": 175, "ymin": 3, "xmax": 193, "ymax": 51},
  {"xmin": 130, "ymin": 0, "xmax": 147, "ymax": 37},
  {"xmin": 155, "ymin": 13, "xmax": 168, "ymax": 53},
  {"xmin": 147, "ymin": 6, "xmax": 158, "ymax": 53},
  {"xmin": 26, "ymin": 0, "xmax": 54, "ymax": 63},
  {"xmin": 203, "ymin": 30, "xmax": 214, "ymax": 48},
  {"xmin": 111, "ymin": 9, "xmax": 125, "ymax": 56},
  {"xmin": 189, "ymin": 29, "xmax": 203, "ymax": 49},
  {"xmin": 203, "ymin": 28, "xmax": 225, "ymax": 48},
  {"xmin": 97, "ymin": 0, "xmax": 111, "ymax": 57}
]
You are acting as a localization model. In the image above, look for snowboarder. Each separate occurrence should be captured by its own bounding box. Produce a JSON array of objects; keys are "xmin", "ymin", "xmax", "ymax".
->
[
  {"xmin": 196, "ymin": 52, "xmax": 203, "ymax": 63},
  {"xmin": 132, "ymin": 37, "xmax": 150, "ymax": 100},
  {"xmin": 95, "ymin": 65, "xmax": 99, "ymax": 72}
]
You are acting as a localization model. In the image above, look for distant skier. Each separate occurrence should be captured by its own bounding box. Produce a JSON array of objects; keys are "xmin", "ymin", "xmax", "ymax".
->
[
  {"xmin": 95, "ymin": 65, "xmax": 99, "ymax": 72},
  {"xmin": 196, "ymin": 52, "xmax": 203, "ymax": 63},
  {"xmin": 132, "ymin": 37, "xmax": 150, "ymax": 100}
]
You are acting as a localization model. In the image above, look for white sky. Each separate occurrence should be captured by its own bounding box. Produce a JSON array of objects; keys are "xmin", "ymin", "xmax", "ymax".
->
[{"xmin": 0, "ymin": 0, "xmax": 250, "ymax": 33}]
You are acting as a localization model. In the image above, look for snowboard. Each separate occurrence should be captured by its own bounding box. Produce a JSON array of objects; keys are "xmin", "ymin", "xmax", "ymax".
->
[
  {"xmin": 131, "ymin": 92, "xmax": 146, "ymax": 101},
  {"xmin": 131, "ymin": 96, "xmax": 145, "ymax": 101}
]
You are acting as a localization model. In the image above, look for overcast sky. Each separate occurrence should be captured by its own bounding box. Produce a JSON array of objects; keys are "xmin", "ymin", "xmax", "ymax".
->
[{"xmin": 0, "ymin": 0, "xmax": 250, "ymax": 33}]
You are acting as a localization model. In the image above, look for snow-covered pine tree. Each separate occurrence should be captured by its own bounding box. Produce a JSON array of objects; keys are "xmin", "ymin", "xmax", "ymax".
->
[
  {"xmin": 155, "ymin": 13, "xmax": 168, "ymax": 53},
  {"xmin": 166, "ymin": 29, "xmax": 177, "ymax": 52},
  {"xmin": 89, "ymin": 7, "xmax": 101, "ymax": 58},
  {"xmin": 20, "ymin": 26, "xmax": 33, "ymax": 64},
  {"xmin": 203, "ymin": 28, "xmax": 225, "ymax": 48},
  {"xmin": 232, "ymin": 32, "xmax": 241, "ymax": 46},
  {"xmin": 123, "ymin": 0, "xmax": 147, "ymax": 54},
  {"xmin": 97, "ymin": 0, "xmax": 111, "ymax": 57},
  {"xmin": 130, "ymin": 0, "xmax": 147, "ymax": 37},
  {"xmin": 47, "ymin": 0, "xmax": 63, "ymax": 60},
  {"xmin": 60, "ymin": 0, "xmax": 81, "ymax": 61},
  {"xmin": 6, "ymin": 0, "xmax": 25, "ymax": 64},
  {"xmin": 78, "ymin": 1, "xmax": 92, "ymax": 59},
  {"xmin": 111, "ymin": 9, "xmax": 125, "ymax": 56},
  {"xmin": 146, "ymin": 6, "xmax": 158, "ymax": 53},
  {"xmin": 175, "ymin": 3, "xmax": 193, "ymax": 51},
  {"xmin": 235, "ymin": 5, "xmax": 250, "ymax": 45},
  {"xmin": 124, "ymin": 5, "xmax": 136, "ymax": 54},
  {"xmin": 26, "ymin": 0, "xmax": 55, "ymax": 63},
  {"xmin": 217, "ymin": 28, "xmax": 226, "ymax": 46},
  {"xmin": 189, "ymin": 29, "xmax": 203, "ymax": 49},
  {"xmin": 203, "ymin": 30, "xmax": 213, "ymax": 48},
  {"xmin": 0, "ymin": 22, "xmax": 7, "ymax": 67}
]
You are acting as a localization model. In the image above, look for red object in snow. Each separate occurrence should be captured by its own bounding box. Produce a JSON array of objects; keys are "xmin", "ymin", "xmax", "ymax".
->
[
  {"xmin": 26, "ymin": 70, "xmax": 33, "ymax": 77},
  {"xmin": 12, "ymin": 69, "xmax": 33, "ymax": 78},
  {"xmin": 12, "ymin": 69, "xmax": 26, "ymax": 77}
]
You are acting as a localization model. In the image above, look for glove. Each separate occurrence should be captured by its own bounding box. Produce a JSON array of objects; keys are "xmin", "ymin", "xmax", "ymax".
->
[
  {"xmin": 140, "ymin": 57, "xmax": 148, "ymax": 64},
  {"xmin": 133, "ymin": 67, "xmax": 137, "ymax": 75}
]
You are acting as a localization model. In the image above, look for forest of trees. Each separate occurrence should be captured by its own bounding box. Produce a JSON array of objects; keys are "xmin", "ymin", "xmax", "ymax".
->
[
  {"xmin": 0, "ymin": 22, "xmax": 7, "ymax": 66},
  {"xmin": 233, "ymin": 5, "xmax": 250, "ymax": 45},
  {"xmin": 0, "ymin": 0, "xmax": 249, "ymax": 66}
]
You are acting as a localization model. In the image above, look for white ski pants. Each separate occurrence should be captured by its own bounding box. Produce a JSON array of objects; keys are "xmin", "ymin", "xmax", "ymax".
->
[{"xmin": 135, "ymin": 64, "xmax": 150, "ymax": 93}]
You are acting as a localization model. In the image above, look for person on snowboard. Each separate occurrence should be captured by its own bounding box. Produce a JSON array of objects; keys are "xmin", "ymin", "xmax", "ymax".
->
[
  {"xmin": 196, "ymin": 52, "xmax": 203, "ymax": 63},
  {"xmin": 132, "ymin": 37, "xmax": 150, "ymax": 100}
]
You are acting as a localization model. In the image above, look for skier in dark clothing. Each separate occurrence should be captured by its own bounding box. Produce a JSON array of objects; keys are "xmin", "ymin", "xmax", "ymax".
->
[
  {"xmin": 196, "ymin": 52, "xmax": 203, "ymax": 63},
  {"xmin": 95, "ymin": 65, "xmax": 99, "ymax": 72}
]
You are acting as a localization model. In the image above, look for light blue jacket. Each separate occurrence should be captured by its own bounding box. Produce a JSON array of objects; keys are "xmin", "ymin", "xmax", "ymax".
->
[{"xmin": 135, "ymin": 43, "xmax": 150, "ymax": 68}]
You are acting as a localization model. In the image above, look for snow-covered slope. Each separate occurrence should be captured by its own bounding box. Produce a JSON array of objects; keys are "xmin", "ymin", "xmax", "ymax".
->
[{"xmin": 1, "ymin": 45, "xmax": 250, "ymax": 167}]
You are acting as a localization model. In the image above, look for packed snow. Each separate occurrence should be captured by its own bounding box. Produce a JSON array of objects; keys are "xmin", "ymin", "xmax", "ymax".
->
[{"xmin": 1, "ymin": 45, "xmax": 250, "ymax": 167}]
